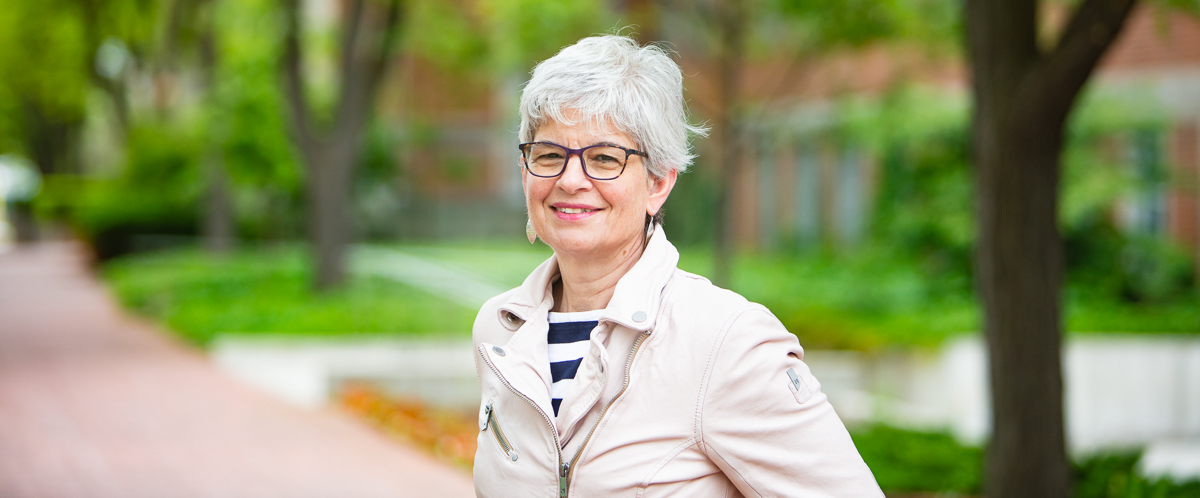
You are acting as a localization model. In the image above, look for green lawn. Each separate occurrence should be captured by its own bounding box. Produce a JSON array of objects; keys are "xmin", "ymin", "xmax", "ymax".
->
[
  {"xmin": 679, "ymin": 248, "xmax": 1199, "ymax": 351},
  {"xmin": 102, "ymin": 241, "xmax": 1197, "ymax": 351},
  {"xmin": 102, "ymin": 245, "xmax": 478, "ymax": 347},
  {"xmin": 382, "ymin": 241, "xmax": 554, "ymax": 288}
]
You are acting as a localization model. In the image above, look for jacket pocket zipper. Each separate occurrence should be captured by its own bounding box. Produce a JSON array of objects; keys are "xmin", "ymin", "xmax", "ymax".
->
[
  {"xmin": 479, "ymin": 344, "xmax": 564, "ymax": 493},
  {"xmin": 484, "ymin": 402, "xmax": 519, "ymax": 462}
]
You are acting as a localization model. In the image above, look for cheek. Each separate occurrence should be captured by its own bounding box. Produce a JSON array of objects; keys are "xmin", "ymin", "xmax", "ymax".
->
[
  {"xmin": 524, "ymin": 181, "xmax": 547, "ymax": 208},
  {"xmin": 604, "ymin": 185, "xmax": 649, "ymax": 219}
]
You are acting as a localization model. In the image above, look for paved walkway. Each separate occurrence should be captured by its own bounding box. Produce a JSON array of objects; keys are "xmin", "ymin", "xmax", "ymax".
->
[{"xmin": 0, "ymin": 243, "xmax": 476, "ymax": 498}]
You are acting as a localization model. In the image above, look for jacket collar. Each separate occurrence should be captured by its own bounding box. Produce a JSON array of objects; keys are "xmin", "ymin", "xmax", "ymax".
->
[{"xmin": 498, "ymin": 227, "xmax": 679, "ymax": 333}]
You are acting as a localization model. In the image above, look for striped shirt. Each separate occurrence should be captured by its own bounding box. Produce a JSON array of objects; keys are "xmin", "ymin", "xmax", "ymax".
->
[{"xmin": 547, "ymin": 310, "xmax": 602, "ymax": 417}]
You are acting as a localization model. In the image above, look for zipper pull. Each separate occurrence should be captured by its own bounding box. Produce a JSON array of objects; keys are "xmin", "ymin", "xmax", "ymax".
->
[
  {"xmin": 559, "ymin": 462, "xmax": 569, "ymax": 497},
  {"xmin": 482, "ymin": 402, "xmax": 492, "ymax": 431}
]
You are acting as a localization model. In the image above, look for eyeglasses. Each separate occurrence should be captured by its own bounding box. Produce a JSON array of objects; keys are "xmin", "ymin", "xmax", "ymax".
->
[{"xmin": 518, "ymin": 142, "xmax": 649, "ymax": 181}]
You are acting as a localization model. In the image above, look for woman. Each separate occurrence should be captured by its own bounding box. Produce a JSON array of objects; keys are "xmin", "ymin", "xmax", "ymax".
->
[{"xmin": 473, "ymin": 35, "xmax": 882, "ymax": 497}]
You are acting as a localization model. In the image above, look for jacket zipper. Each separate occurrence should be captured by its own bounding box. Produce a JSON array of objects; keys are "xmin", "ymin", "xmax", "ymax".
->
[
  {"xmin": 478, "ymin": 345, "xmax": 564, "ymax": 491},
  {"xmin": 561, "ymin": 330, "xmax": 650, "ymax": 497},
  {"xmin": 483, "ymin": 402, "xmax": 518, "ymax": 461}
]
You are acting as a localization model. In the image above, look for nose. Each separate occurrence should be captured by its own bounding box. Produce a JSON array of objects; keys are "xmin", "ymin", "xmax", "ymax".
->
[{"xmin": 556, "ymin": 152, "xmax": 593, "ymax": 193}]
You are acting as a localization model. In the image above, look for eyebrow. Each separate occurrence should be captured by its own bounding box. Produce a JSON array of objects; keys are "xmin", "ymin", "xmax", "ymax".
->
[{"xmin": 537, "ymin": 140, "xmax": 627, "ymax": 149}]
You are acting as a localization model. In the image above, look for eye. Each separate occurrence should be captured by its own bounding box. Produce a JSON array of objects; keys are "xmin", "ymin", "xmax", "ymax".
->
[{"xmin": 590, "ymin": 153, "xmax": 621, "ymax": 164}]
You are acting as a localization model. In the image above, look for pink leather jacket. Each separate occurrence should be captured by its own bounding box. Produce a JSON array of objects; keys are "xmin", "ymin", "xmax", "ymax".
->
[{"xmin": 472, "ymin": 229, "xmax": 883, "ymax": 497}]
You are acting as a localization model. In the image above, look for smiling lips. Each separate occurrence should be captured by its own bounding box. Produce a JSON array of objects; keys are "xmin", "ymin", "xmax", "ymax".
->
[{"xmin": 552, "ymin": 204, "xmax": 601, "ymax": 220}]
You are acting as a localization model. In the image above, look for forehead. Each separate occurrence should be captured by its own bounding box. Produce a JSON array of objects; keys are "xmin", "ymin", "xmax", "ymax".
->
[{"xmin": 533, "ymin": 113, "xmax": 635, "ymax": 146}]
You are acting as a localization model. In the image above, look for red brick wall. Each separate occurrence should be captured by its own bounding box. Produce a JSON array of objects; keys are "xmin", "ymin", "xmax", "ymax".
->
[{"xmin": 1100, "ymin": 6, "xmax": 1200, "ymax": 71}]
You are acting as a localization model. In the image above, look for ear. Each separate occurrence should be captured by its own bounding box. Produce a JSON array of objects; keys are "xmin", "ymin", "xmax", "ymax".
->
[{"xmin": 646, "ymin": 168, "xmax": 677, "ymax": 217}]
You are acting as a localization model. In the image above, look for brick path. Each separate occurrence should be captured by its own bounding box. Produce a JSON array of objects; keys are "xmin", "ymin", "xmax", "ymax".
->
[{"xmin": 0, "ymin": 243, "xmax": 476, "ymax": 498}]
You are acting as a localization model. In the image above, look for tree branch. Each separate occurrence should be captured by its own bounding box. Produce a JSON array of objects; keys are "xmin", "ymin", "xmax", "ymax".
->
[
  {"xmin": 360, "ymin": 0, "xmax": 403, "ymax": 110},
  {"xmin": 334, "ymin": 0, "xmax": 403, "ymax": 135},
  {"xmin": 966, "ymin": 0, "xmax": 1039, "ymax": 108},
  {"xmin": 78, "ymin": 0, "xmax": 131, "ymax": 132},
  {"xmin": 1025, "ymin": 0, "xmax": 1138, "ymax": 119},
  {"xmin": 371, "ymin": 0, "xmax": 404, "ymax": 88},
  {"xmin": 336, "ymin": 0, "xmax": 366, "ymax": 106},
  {"xmin": 281, "ymin": 0, "xmax": 315, "ymax": 148}
]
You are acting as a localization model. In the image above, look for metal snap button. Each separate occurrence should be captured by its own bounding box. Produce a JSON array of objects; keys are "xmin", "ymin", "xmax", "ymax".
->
[
  {"xmin": 492, "ymin": 346, "xmax": 506, "ymax": 357},
  {"xmin": 632, "ymin": 311, "xmax": 648, "ymax": 322}
]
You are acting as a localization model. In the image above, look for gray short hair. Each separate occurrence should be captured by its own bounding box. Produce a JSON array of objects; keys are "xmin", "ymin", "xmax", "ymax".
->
[{"xmin": 518, "ymin": 35, "xmax": 708, "ymax": 179}]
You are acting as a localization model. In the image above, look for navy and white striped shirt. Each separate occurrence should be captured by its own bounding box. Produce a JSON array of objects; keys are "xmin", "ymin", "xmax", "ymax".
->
[{"xmin": 547, "ymin": 310, "xmax": 602, "ymax": 416}]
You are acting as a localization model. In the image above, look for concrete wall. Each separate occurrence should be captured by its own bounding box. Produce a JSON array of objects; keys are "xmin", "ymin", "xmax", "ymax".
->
[{"xmin": 804, "ymin": 335, "xmax": 1200, "ymax": 455}]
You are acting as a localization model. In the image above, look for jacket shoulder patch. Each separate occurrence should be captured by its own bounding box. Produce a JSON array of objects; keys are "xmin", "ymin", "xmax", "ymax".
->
[{"xmin": 786, "ymin": 367, "xmax": 812, "ymax": 404}]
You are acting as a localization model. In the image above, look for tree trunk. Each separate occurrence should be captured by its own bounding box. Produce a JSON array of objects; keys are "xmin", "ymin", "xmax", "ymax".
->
[
  {"xmin": 281, "ymin": 0, "xmax": 402, "ymax": 291},
  {"xmin": 18, "ymin": 99, "xmax": 83, "ymax": 242},
  {"xmin": 200, "ymin": 0, "xmax": 234, "ymax": 253},
  {"xmin": 10, "ymin": 202, "xmax": 39, "ymax": 243},
  {"xmin": 975, "ymin": 103, "xmax": 1070, "ymax": 498},
  {"xmin": 965, "ymin": 0, "xmax": 1136, "ymax": 496},
  {"xmin": 203, "ymin": 153, "xmax": 234, "ymax": 252},
  {"xmin": 709, "ymin": 0, "xmax": 745, "ymax": 289},
  {"xmin": 80, "ymin": 0, "xmax": 131, "ymax": 135},
  {"xmin": 304, "ymin": 140, "xmax": 356, "ymax": 289}
]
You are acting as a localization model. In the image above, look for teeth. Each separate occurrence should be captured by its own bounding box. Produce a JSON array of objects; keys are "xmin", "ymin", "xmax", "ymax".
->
[{"xmin": 558, "ymin": 208, "xmax": 591, "ymax": 214}]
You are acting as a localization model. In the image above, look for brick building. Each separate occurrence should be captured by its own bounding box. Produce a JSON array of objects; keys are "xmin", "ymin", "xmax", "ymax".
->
[{"xmin": 719, "ymin": 5, "xmax": 1199, "ymax": 258}]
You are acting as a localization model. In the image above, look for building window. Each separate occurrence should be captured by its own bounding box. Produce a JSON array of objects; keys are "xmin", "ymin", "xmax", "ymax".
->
[
  {"xmin": 1117, "ymin": 129, "xmax": 1167, "ymax": 236},
  {"xmin": 835, "ymin": 148, "xmax": 868, "ymax": 245},
  {"xmin": 795, "ymin": 144, "xmax": 821, "ymax": 245}
]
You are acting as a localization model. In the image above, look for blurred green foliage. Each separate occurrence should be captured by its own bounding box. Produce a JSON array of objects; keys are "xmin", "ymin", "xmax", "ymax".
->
[
  {"xmin": 0, "ymin": 0, "xmax": 160, "ymax": 161},
  {"xmin": 772, "ymin": 0, "xmax": 958, "ymax": 49},
  {"xmin": 23, "ymin": 0, "xmax": 623, "ymax": 257},
  {"xmin": 209, "ymin": 0, "xmax": 305, "ymax": 239},
  {"xmin": 663, "ymin": 84, "xmax": 1198, "ymax": 347},
  {"xmin": 840, "ymin": 84, "xmax": 1196, "ymax": 307},
  {"xmin": 1074, "ymin": 453, "xmax": 1200, "ymax": 498},
  {"xmin": 677, "ymin": 246, "xmax": 1197, "ymax": 351},
  {"xmin": 101, "ymin": 234, "xmax": 1195, "ymax": 352},
  {"xmin": 849, "ymin": 425, "xmax": 1200, "ymax": 497},
  {"xmin": 0, "ymin": 0, "xmax": 88, "ymax": 137},
  {"xmin": 844, "ymin": 86, "xmax": 975, "ymax": 296},
  {"xmin": 36, "ymin": 124, "xmax": 202, "ymax": 259},
  {"xmin": 851, "ymin": 425, "xmax": 983, "ymax": 494},
  {"xmin": 391, "ymin": 242, "xmax": 555, "ymax": 287},
  {"xmin": 476, "ymin": 0, "xmax": 614, "ymax": 72},
  {"xmin": 33, "ymin": 0, "xmax": 305, "ymax": 255},
  {"xmin": 103, "ymin": 245, "xmax": 475, "ymax": 346},
  {"xmin": 8, "ymin": 0, "xmax": 1196, "ymax": 343}
]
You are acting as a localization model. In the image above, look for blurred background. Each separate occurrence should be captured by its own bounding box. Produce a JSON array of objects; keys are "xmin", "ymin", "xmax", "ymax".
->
[{"xmin": 1, "ymin": 0, "xmax": 1199, "ymax": 496}]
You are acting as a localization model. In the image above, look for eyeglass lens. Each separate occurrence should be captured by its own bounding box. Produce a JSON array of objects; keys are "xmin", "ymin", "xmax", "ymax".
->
[{"xmin": 524, "ymin": 143, "xmax": 627, "ymax": 180}]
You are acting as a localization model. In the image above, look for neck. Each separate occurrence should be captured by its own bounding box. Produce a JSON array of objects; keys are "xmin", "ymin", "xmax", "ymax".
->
[{"xmin": 552, "ymin": 236, "xmax": 646, "ymax": 313}]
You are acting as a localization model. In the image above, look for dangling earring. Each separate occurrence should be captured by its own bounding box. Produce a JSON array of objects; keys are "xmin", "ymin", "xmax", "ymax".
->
[{"xmin": 526, "ymin": 219, "xmax": 537, "ymax": 244}]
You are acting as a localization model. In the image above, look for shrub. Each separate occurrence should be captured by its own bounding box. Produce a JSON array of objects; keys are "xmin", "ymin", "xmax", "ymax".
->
[
  {"xmin": 36, "ymin": 124, "xmax": 201, "ymax": 260},
  {"xmin": 1075, "ymin": 453, "xmax": 1200, "ymax": 498},
  {"xmin": 851, "ymin": 425, "xmax": 983, "ymax": 494}
]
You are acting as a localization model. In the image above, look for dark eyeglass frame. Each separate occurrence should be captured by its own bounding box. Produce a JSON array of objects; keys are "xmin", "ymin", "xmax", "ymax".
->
[{"xmin": 518, "ymin": 142, "xmax": 650, "ymax": 180}]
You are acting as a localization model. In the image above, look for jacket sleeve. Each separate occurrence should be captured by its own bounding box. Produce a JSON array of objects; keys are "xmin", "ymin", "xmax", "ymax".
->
[{"xmin": 697, "ymin": 307, "xmax": 884, "ymax": 498}]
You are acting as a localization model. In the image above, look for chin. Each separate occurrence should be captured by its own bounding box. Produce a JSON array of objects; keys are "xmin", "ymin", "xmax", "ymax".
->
[{"xmin": 545, "ymin": 233, "xmax": 603, "ymax": 255}]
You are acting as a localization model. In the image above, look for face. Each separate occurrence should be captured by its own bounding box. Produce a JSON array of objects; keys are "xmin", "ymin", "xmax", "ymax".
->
[{"xmin": 523, "ymin": 114, "xmax": 676, "ymax": 260}]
